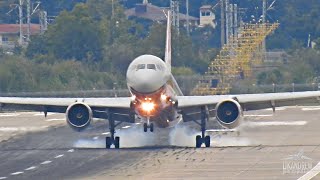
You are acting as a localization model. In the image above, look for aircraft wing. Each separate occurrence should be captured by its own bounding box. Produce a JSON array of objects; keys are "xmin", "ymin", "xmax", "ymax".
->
[
  {"xmin": 0, "ymin": 97, "xmax": 132, "ymax": 121},
  {"xmin": 0, "ymin": 97, "xmax": 130, "ymax": 108},
  {"xmin": 177, "ymin": 91, "xmax": 320, "ymax": 111}
]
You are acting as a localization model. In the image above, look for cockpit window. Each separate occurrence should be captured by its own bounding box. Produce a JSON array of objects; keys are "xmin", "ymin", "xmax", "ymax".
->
[
  {"xmin": 136, "ymin": 64, "xmax": 145, "ymax": 70},
  {"xmin": 156, "ymin": 64, "xmax": 163, "ymax": 71},
  {"xmin": 147, "ymin": 64, "xmax": 156, "ymax": 70}
]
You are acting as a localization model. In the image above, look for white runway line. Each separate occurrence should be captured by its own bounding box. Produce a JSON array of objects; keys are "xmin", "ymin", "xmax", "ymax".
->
[
  {"xmin": 92, "ymin": 136, "xmax": 99, "ymax": 140},
  {"xmin": 298, "ymin": 162, "xmax": 320, "ymax": 180},
  {"xmin": 33, "ymin": 112, "xmax": 56, "ymax": 116},
  {"xmin": 265, "ymin": 107, "xmax": 287, "ymax": 111},
  {"xmin": 10, "ymin": 172, "xmax": 24, "ymax": 175},
  {"xmin": 302, "ymin": 107, "xmax": 320, "ymax": 111},
  {"xmin": 40, "ymin": 160, "xmax": 52, "ymax": 165},
  {"xmin": 0, "ymin": 126, "xmax": 48, "ymax": 132},
  {"xmin": 0, "ymin": 114, "xmax": 20, "ymax": 117},
  {"xmin": 67, "ymin": 149, "xmax": 74, "ymax": 153},
  {"xmin": 102, "ymin": 132, "xmax": 110, "ymax": 135},
  {"xmin": 45, "ymin": 118, "xmax": 65, "ymax": 122},
  {"xmin": 25, "ymin": 166, "xmax": 37, "ymax": 171},
  {"xmin": 54, "ymin": 154, "xmax": 64, "ymax": 159},
  {"xmin": 135, "ymin": 123, "xmax": 141, "ymax": 125},
  {"xmin": 0, "ymin": 177, "xmax": 7, "ymax": 179},
  {"xmin": 122, "ymin": 126, "xmax": 131, "ymax": 129},
  {"xmin": 206, "ymin": 129, "xmax": 236, "ymax": 132},
  {"xmin": 244, "ymin": 114, "xmax": 273, "ymax": 117},
  {"xmin": 247, "ymin": 121, "xmax": 307, "ymax": 127}
]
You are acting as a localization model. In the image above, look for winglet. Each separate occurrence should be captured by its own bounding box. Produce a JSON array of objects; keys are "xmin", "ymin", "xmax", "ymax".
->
[{"xmin": 165, "ymin": 10, "xmax": 172, "ymax": 72}]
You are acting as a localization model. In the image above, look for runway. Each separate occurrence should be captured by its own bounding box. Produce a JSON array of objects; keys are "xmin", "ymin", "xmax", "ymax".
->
[{"xmin": 0, "ymin": 107, "xmax": 320, "ymax": 180}]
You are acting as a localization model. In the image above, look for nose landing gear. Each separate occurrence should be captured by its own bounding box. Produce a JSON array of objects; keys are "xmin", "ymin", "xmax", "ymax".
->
[{"xmin": 143, "ymin": 116, "xmax": 154, "ymax": 132}]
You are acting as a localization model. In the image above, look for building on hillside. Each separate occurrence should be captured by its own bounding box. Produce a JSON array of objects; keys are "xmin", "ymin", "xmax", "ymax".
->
[
  {"xmin": 199, "ymin": 5, "xmax": 216, "ymax": 28},
  {"xmin": 0, "ymin": 24, "xmax": 41, "ymax": 49},
  {"xmin": 125, "ymin": 1, "xmax": 199, "ymax": 27}
]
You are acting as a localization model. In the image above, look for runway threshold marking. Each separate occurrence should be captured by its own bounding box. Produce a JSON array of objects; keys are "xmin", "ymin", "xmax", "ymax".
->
[
  {"xmin": 54, "ymin": 154, "xmax": 64, "ymax": 159},
  {"xmin": 25, "ymin": 166, "xmax": 37, "ymax": 171},
  {"xmin": 10, "ymin": 171, "xmax": 23, "ymax": 175},
  {"xmin": 40, "ymin": 161, "xmax": 52, "ymax": 165},
  {"xmin": 0, "ymin": 177, "xmax": 7, "ymax": 179},
  {"xmin": 298, "ymin": 162, "xmax": 320, "ymax": 180}
]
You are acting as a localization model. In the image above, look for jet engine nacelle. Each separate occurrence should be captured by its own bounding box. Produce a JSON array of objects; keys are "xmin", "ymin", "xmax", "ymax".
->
[
  {"xmin": 66, "ymin": 102, "xmax": 93, "ymax": 131},
  {"xmin": 215, "ymin": 99, "xmax": 242, "ymax": 129}
]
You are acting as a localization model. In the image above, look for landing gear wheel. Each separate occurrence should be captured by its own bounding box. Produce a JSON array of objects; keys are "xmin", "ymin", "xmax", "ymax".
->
[
  {"xmin": 143, "ymin": 123, "xmax": 148, "ymax": 132},
  {"xmin": 150, "ymin": 123, "xmax": 154, "ymax": 132},
  {"xmin": 196, "ymin": 135, "xmax": 202, "ymax": 148},
  {"xmin": 106, "ymin": 137, "xmax": 112, "ymax": 149},
  {"xmin": 204, "ymin": 136, "xmax": 211, "ymax": 147},
  {"xmin": 114, "ymin": 137, "xmax": 120, "ymax": 149}
]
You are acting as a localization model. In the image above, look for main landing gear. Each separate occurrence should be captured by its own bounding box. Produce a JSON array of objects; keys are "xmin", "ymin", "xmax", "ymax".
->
[
  {"xmin": 194, "ymin": 106, "xmax": 211, "ymax": 148},
  {"xmin": 143, "ymin": 116, "xmax": 154, "ymax": 132},
  {"xmin": 106, "ymin": 117, "xmax": 121, "ymax": 149}
]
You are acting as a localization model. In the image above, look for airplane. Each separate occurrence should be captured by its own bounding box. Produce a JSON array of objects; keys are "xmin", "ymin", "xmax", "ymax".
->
[{"xmin": 1, "ymin": 12, "xmax": 320, "ymax": 149}]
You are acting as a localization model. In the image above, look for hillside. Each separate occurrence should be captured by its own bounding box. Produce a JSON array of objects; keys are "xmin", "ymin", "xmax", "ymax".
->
[{"xmin": 0, "ymin": 0, "xmax": 319, "ymax": 93}]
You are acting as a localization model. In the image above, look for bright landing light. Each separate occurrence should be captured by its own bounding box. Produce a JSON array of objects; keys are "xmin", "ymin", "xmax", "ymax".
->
[
  {"xmin": 141, "ymin": 102, "xmax": 155, "ymax": 112},
  {"xmin": 161, "ymin": 94, "xmax": 167, "ymax": 101}
]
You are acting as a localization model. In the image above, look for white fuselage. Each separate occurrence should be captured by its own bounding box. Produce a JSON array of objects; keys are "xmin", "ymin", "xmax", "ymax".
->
[{"xmin": 126, "ymin": 55, "xmax": 179, "ymax": 127}]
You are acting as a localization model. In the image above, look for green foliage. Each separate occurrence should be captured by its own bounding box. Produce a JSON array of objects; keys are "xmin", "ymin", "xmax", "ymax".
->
[
  {"xmin": 172, "ymin": 67, "xmax": 195, "ymax": 76},
  {"xmin": 256, "ymin": 48, "xmax": 319, "ymax": 85},
  {"xmin": 0, "ymin": 55, "xmax": 119, "ymax": 92}
]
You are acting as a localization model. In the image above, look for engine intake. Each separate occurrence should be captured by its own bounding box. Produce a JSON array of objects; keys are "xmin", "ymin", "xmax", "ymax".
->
[
  {"xmin": 215, "ymin": 99, "xmax": 242, "ymax": 129},
  {"xmin": 66, "ymin": 102, "xmax": 92, "ymax": 131}
]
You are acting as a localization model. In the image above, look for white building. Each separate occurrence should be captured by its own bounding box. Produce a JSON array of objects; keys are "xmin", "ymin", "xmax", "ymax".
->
[{"xmin": 199, "ymin": 5, "xmax": 216, "ymax": 28}]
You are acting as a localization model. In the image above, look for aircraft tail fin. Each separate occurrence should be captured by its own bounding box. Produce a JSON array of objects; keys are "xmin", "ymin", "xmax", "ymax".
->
[{"xmin": 164, "ymin": 10, "xmax": 172, "ymax": 72}]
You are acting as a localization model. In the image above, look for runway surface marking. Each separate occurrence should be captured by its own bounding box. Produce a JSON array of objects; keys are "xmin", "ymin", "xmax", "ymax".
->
[
  {"xmin": 206, "ymin": 129, "xmax": 236, "ymax": 132},
  {"xmin": 93, "ymin": 136, "xmax": 99, "ymax": 140},
  {"xmin": 68, "ymin": 149, "xmax": 74, "ymax": 153},
  {"xmin": 122, "ymin": 126, "xmax": 131, "ymax": 129},
  {"xmin": 301, "ymin": 107, "xmax": 320, "ymax": 111},
  {"xmin": 54, "ymin": 154, "xmax": 64, "ymax": 159},
  {"xmin": 265, "ymin": 107, "xmax": 287, "ymax": 111},
  {"xmin": 102, "ymin": 132, "xmax": 110, "ymax": 135},
  {"xmin": 40, "ymin": 160, "xmax": 52, "ymax": 165},
  {"xmin": 135, "ymin": 123, "xmax": 141, "ymax": 125},
  {"xmin": 0, "ymin": 126, "xmax": 48, "ymax": 131},
  {"xmin": 298, "ymin": 162, "xmax": 320, "ymax": 180},
  {"xmin": 244, "ymin": 114, "xmax": 273, "ymax": 117},
  {"xmin": 247, "ymin": 121, "xmax": 307, "ymax": 126},
  {"xmin": 45, "ymin": 118, "xmax": 65, "ymax": 122},
  {"xmin": 0, "ymin": 113, "xmax": 20, "ymax": 117},
  {"xmin": 0, "ymin": 148, "xmax": 75, "ymax": 179},
  {"xmin": 32, "ymin": 112, "xmax": 56, "ymax": 116},
  {"xmin": 25, "ymin": 166, "xmax": 37, "ymax": 171},
  {"xmin": 10, "ymin": 171, "xmax": 24, "ymax": 175}
]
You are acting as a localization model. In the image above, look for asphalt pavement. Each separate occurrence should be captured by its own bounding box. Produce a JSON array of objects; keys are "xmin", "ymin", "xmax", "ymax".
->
[{"xmin": 0, "ymin": 107, "xmax": 320, "ymax": 180}]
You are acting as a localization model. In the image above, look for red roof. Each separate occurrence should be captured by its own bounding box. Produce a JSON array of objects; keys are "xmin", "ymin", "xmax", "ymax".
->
[{"xmin": 0, "ymin": 24, "xmax": 41, "ymax": 35}]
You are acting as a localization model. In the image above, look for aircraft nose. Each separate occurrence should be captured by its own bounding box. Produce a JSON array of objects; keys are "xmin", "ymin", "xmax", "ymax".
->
[{"xmin": 131, "ymin": 70, "xmax": 164, "ymax": 93}]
